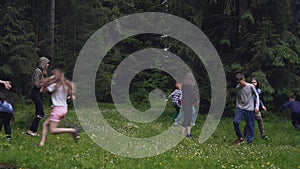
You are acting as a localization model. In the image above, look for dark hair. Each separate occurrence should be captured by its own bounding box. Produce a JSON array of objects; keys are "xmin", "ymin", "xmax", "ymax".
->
[
  {"xmin": 235, "ymin": 73, "xmax": 244, "ymax": 81},
  {"xmin": 290, "ymin": 94, "xmax": 296, "ymax": 100},
  {"xmin": 250, "ymin": 77, "xmax": 260, "ymax": 88}
]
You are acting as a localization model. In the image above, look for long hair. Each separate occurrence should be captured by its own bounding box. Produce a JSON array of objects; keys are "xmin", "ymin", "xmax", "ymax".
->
[
  {"xmin": 37, "ymin": 69, "xmax": 75, "ymax": 95},
  {"xmin": 250, "ymin": 77, "xmax": 260, "ymax": 89}
]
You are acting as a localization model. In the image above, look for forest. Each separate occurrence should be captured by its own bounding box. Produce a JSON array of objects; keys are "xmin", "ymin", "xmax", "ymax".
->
[{"xmin": 1, "ymin": 0, "xmax": 300, "ymax": 117}]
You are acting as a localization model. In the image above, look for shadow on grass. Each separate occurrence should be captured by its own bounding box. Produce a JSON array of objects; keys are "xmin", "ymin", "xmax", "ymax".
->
[{"xmin": 0, "ymin": 163, "xmax": 19, "ymax": 169}]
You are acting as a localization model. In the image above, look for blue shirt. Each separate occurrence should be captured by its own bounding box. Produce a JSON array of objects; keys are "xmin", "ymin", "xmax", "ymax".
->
[
  {"xmin": 281, "ymin": 100, "xmax": 300, "ymax": 114},
  {"xmin": 254, "ymin": 88, "xmax": 265, "ymax": 108},
  {"xmin": 0, "ymin": 101, "xmax": 14, "ymax": 114}
]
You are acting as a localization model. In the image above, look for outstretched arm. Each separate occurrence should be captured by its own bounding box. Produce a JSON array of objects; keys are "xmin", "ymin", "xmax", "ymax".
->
[
  {"xmin": 0, "ymin": 80, "xmax": 12, "ymax": 90},
  {"xmin": 277, "ymin": 101, "xmax": 290, "ymax": 114},
  {"xmin": 165, "ymin": 91, "xmax": 175, "ymax": 102},
  {"xmin": 275, "ymin": 101, "xmax": 291, "ymax": 115}
]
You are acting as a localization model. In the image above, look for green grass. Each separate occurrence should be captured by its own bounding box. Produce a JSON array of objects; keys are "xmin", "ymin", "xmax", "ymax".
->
[{"xmin": 0, "ymin": 103, "xmax": 300, "ymax": 169}]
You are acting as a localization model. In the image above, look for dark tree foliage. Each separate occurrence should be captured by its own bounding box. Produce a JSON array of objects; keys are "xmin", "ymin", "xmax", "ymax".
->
[
  {"xmin": 0, "ymin": 0, "xmax": 38, "ymax": 98},
  {"xmin": 0, "ymin": 0, "xmax": 299, "ymax": 117}
]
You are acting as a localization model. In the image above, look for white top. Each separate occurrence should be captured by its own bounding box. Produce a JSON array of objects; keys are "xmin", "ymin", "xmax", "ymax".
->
[{"xmin": 47, "ymin": 83, "xmax": 68, "ymax": 107}]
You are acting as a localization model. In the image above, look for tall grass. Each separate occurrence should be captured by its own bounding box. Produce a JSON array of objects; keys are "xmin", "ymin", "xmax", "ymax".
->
[{"xmin": 0, "ymin": 103, "xmax": 299, "ymax": 169}]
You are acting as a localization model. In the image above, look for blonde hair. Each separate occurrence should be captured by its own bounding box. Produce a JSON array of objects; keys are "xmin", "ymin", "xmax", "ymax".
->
[
  {"xmin": 37, "ymin": 69, "xmax": 75, "ymax": 95},
  {"xmin": 175, "ymin": 82, "xmax": 182, "ymax": 90}
]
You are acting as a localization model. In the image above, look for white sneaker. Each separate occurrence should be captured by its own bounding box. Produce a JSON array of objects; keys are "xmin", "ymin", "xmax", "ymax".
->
[{"xmin": 173, "ymin": 122, "xmax": 179, "ymax": 126}]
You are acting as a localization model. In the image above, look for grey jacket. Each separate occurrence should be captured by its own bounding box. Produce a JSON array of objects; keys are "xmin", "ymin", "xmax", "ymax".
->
[
  {"xmin": 32, "ymin": 57, "xmax": 49, "ymax": 88},
  {"xmin": 236, "ymin": 82, "xmax": 259, "ymax": 111}
]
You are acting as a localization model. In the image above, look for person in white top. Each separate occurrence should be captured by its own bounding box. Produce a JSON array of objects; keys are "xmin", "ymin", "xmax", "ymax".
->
[{"xmin": 37, "ymin": 69, "xmax": 79, "ymax": 146}]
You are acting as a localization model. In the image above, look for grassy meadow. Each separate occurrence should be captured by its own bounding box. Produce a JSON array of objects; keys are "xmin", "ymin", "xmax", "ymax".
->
[{"xmin": 0, "ymin": 103, "xmax": 299, "ymax": 169}]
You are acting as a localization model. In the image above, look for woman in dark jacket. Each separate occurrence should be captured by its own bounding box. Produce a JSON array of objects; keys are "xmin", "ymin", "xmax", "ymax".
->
[{"xmin": 27, "ymin": 57, "xmax": 50, "ymax": 136}]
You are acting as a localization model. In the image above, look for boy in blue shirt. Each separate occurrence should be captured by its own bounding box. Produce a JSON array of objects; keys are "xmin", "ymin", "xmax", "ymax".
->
[{"xmin": 278, "ymin": 95, "xmax": 300, "ymax": 131}]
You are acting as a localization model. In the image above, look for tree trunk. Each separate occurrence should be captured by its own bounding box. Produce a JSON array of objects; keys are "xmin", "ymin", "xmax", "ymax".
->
[
  {"xmin": 50, "ymin": 0, "xmax": 55, "ymax": 62},
  {"xmin": 238, "ymin": 0, "xmax": 249, "ymax": 54},
  {"xmin": 238, "ymin": 0, "xmax": 248, "ymax": 35},
  {"xmin": 74, "ymin": 23, "xmax": 77, "ymax": 57}
]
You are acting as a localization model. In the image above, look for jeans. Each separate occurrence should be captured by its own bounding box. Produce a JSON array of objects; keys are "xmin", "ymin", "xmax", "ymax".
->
[
  {"xmin": 233, "ymin": 107, "xmax": 255, "ymax": 143},
  {"xmin": 175, "ymin": 106, "xmax": 197, "ymax": 125},
  {"xmin": 0, "ymin": 112, "xmax": 13, "ymax": 136},
  {"xmin": 291, "ymin": 113, "xmax": 300, "ymax": 130},
  {"xmin": 243, "ymin": 111, "xmax": 266, "ymax": 137}
]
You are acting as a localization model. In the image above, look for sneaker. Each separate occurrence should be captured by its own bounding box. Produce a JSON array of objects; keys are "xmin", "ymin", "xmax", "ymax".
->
[
  {"xmin": 173, "ymin": 122, "xmax": 179, "ymax": 126},
  {"xmin": 261, "ymin": 135, "xmax": 268, "ymax": 140},
  {"xmin": 247, "ymin": 142, "xmax": 252, "ymax": 146},
  {"xmin": 186, "ymin": 134, "xmax": 193, "ymax": 138},
  {"xmin": 232, "ymin": 138, "xmax": 244, "ymax": 145},
  {"xmin": 27, "ymin": 131, "xmax": 38, "ymax": 137},
  {"xmin": 6, "ymin": 136, "xmax": 12, "ymax": 142},
  {"xmin": 191, "ymin": 123, "xmax": 195, "ymax": 126},
  {"xmin": 32, "ymin": 132, "xmax": 38, "ymax": 136},
  {"xmin": 72, "ymin": 129, "xmax": 80, "ymax": 142}
]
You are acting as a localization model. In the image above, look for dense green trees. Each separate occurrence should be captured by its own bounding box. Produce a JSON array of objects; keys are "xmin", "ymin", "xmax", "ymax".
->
[
  {"xmin": 0, "ymin": 0, "xmax": 299, "ymax": 116},
  {"xmin": 0, "ymin": 0, "xmax": 38, "ymax": 97}
]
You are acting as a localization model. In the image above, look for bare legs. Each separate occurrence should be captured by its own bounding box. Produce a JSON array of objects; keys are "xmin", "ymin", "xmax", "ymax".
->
[{"xmin": 39, "ymin": 118, "xmax": 76, "ymax": 146}]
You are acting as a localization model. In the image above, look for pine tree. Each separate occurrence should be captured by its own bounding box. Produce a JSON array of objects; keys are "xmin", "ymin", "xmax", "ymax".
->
[{"xmin": 0, "ymin": 0, "xmax": 38, "ymax": 96}]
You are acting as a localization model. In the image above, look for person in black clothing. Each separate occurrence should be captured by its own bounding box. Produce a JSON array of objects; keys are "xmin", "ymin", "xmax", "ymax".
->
[{"xmin": 27, "ymin": 57, "xmax": 50, "ymax": 136}]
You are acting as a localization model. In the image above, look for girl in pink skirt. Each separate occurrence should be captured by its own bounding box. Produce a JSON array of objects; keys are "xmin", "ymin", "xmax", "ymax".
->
[{"xmin": 37, "ymin": 69, "xmax": 79, "ymax": 146}]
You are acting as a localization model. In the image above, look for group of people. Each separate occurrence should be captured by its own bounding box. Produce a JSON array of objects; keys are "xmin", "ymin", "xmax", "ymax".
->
[
  {"xmin": 1, "ymin": 58, "xmax": 300, "ymax": 146},
  {"xmin": 232, "ymin": 73, "xmax": 300, "ymax": 145},
  {"xmin": 233, "ymin": 73, "xmax": 267, "ymax": 145},
  {"xmin": 166, "ymin": 72, "xmax": 300, "ymax": 144},
  {"xmin": 0, "ymin": 57, "xmax": 79, "ymax": 146}
]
